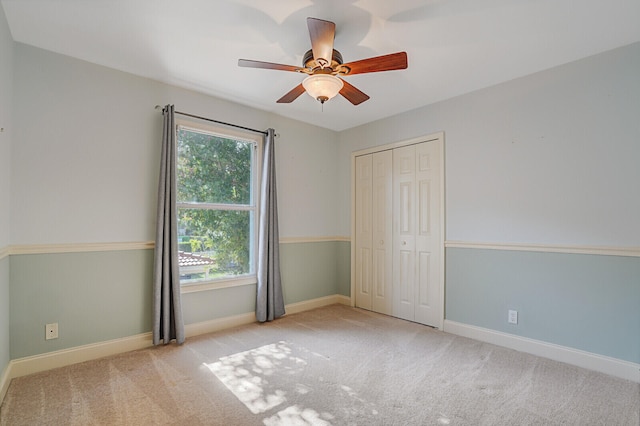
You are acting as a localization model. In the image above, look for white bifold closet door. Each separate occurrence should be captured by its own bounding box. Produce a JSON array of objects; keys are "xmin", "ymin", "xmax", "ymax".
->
[
  {"xmin": 355, "ymin": 150, "xmax": 393, "ymax": 315},
  {"xmin": 354, "ymin": 140, "xmax": 441, "ymax": 328},
  {"xmin": 392, "ymin": 142, "xmax": 441, "ymax": 327}
]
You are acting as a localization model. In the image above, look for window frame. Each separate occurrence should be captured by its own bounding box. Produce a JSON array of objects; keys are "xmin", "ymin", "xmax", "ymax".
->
[{"xmin": 175, "ymin": 117, "xmax": 263, "ymax": 293}]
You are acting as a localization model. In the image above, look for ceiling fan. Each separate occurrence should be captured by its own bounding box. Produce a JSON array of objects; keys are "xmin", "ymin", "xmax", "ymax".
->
[{"xmin": 238, "ymin": 17, "xmax": 408, "ymax": 106}]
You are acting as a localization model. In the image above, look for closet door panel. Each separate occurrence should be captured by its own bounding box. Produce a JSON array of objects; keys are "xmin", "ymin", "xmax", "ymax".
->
[
  {"xmin": 355, "ymin": 155, "xmax": 373, "ymax": 310},
  {"xmin": 371, "ymin": 151, "xmax": 393, "ymax": 315},
  {"xmin": 393, "ymin": 145, "xmax": 416, "ymax": 321},
  {"xmin": 414, "ymin": 141, "xmax": 441, "ymax": 326}
]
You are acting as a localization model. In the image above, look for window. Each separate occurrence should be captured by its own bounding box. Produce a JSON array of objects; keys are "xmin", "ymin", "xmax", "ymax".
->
[{"xmin": 176, "ymin": 120, "xmax": 261, "ymax": 290}]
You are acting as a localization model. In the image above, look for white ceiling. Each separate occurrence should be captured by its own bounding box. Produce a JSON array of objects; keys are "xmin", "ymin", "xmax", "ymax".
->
[{"xmin": 2, "ymin": 0, "xmax": 639, "ymax": 131}]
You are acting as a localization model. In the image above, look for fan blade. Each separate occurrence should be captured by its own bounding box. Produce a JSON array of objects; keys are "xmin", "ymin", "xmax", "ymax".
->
[
  {"xmin": 277, "ymin": 84, "xmax": 306, "ymax": 103},
  {"xmin": 339, "ymin": 79, "xmax": 370, "ymax": 105},
  {"xmin": 238, "ymin": 59, "xmax": 301, "ymax": 72},
  {"xmin": 341, "ymin": 52, "xmax": 408, "ymax": 75},
  {"xmin": 307, "ymin": 17, "xmax": 335, "ymax": 68}
]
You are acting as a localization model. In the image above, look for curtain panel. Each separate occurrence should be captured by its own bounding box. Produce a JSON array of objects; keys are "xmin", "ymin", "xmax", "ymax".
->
[
  {"xmin": 152, "ymin": 104, "xmax": 185, "ymax": 345},
  {"xmin": 256, "ymin": 128, "xmax": 285, "ymax": 322}
]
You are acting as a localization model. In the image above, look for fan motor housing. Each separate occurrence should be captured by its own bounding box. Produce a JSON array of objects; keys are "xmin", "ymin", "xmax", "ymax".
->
[{"xmin": 302, "ymin": 49, "xmax": 349, "ymax": 74}]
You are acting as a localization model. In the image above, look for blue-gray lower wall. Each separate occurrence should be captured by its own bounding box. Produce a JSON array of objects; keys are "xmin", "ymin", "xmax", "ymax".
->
[
  {"xmin": 10, "ymin": 250, "xmax": 154, "ymax": 359},
  {"xmin": 13, "ymin": 242, "xmax": 636, "ymax": 367},
  {"xmin": 335, "ymin": 241, "xmax": 351, "ymax": 297},
  {"xmin": 0, "ymin": 257, "xmax": 10, "ymax": 377},
  {"xmin": 181, "ymin": 284, "xmax": 257, "ymax": 326},
  {"xmin": 8, "ymin": 240, "xmax": 349, "ymax": 359},
  {"xmin": 446, "ymin": 247, "xmax": 640, "ymax": 364},
  {"xmin": 280, "ymin": 241, "xmax": 351, "ymax": 303}
]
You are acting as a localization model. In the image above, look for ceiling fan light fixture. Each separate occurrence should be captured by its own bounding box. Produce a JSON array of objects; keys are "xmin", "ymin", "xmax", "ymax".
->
[
  {"xmin": 302, "ymin": 74, "xmax": 343, "ymax": 104},
  {"xmin": 239, "ymin": 18, "xmax": 408, "ymax": 105}
]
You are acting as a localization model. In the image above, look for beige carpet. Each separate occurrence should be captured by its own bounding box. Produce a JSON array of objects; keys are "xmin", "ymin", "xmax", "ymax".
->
[{"xmin": 1, "ymin": 304, "xmax": 639, "ymax": 425}]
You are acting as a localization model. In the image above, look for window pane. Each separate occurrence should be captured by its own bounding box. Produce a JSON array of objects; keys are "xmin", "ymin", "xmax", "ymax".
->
[
  {"xmin": 177, "ymin": 128, "xmax": 253, "ymax": 205},
  {"xmin": 178, "ymin": 208, "xmax": 252, "ymax": 283}
]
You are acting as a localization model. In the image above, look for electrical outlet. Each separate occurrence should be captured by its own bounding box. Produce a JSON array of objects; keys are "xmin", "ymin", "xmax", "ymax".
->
[
  {"xmin": 46, "ymin": 323, "xmax": 59, "ymax": 340},
  {"xmin": 508, "ymin": 310, "xmax": 518, "ymax": 325}
]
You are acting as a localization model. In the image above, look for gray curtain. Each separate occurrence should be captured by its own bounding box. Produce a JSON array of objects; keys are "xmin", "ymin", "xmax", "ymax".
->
[
  {"xmin": 152, "ymin": 104, "xmax": 185, "ymax": 345},
  {"xmin": 256, "ymin": 128, "xmax": 285, "ymax": 322}
]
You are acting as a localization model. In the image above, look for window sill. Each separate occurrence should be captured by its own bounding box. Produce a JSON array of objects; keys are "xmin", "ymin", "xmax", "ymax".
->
[{"xmin": 180, "ymin": 276, "xmax": 257, "ymax": 294}]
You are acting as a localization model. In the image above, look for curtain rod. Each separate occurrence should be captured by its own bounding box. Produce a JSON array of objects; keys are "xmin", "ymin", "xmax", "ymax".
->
[{"xmin": 155, "ymin": 105, "xmax": 268, "ymax": 136}]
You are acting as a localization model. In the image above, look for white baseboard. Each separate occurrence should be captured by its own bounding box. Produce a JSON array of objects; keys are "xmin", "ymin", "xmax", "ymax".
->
[
  {"xmin": 185, "ymin": 294, "xmax": 350, "ymax": 337},
  {"xmin": 0, "ymin": 362, "xmax": 11, "ymax": 406},
  {"xmin": 443, "ymin": 320, "xmax": 640, "ymax": 383},
  {"xmin": 184, "ymin": 311, "xmax": 256, "ymax": 338},
  {"xmin": 8, "ymin": 333, "xmax": 153, "ymax": 380},
  {"xmin": 0, "ymin": 294, "xmax": 350, "ymax": 405},
  {"xmin": 284, "ymin": 294, "xmax": 351, "ymax": 315}
]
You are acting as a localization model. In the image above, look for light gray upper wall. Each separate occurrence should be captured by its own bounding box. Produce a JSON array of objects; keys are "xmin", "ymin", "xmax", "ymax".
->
[
  {"xmin": 0, "ymin": 1, "xmax": 12, "ymax": 381},
  {"xmin": 337, "ymin": 42, "xmax": 640, "ymax": 247},
  {"xmin": 10, "ymin": 43, "xmax": 340, "ymax": 246},
  {"xmin": 0, "ymin": 2, "xmax": 12, "ymax": 249},
  {"xmin": 268, "ymin": 114, "xmax": 340, "ymax": 239}
]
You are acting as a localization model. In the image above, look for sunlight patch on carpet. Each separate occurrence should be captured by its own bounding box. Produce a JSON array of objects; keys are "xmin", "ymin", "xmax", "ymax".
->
[
  {"xmin": 205, "ymin": 341, "xmax": 306, "ymax": 414},
  {"xmin": 438, "ymin": 414, "xmax": 451, "ymax": 424},
  {"xmin": 264, "ymin": 405, "xmax": 332, "ymax": 426},
  {"xmin": 205, "ymin": 340, "xmax": 376, "ymax": 424}
]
